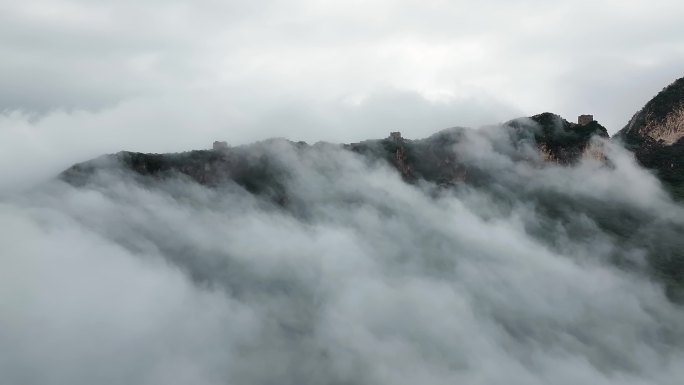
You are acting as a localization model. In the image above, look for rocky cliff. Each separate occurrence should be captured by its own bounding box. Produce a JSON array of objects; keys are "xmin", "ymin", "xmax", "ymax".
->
[{"xmin": 616, "ymin": 77, "xmax": 684, "ymax": 198}]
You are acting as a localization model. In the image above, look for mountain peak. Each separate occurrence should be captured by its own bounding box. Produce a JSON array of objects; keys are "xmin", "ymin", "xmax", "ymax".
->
[
  {"xmin": 613, "ymin": 76, "xmax": 684, "ymax": 198},
  {"xmin": 619, "ymin": 76, "xmax": 684, "ymax": 146}
]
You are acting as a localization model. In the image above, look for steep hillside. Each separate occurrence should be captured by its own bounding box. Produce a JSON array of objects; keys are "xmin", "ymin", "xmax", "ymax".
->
[{"xmin": 616, "ymin": 77, "xmax": 684, "ymax": 198}]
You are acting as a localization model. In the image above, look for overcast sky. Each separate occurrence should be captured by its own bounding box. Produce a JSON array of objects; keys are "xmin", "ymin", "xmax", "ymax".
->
[{"xmin": 1, "ymin": 0, "xmax": 683, "ymax": 188}]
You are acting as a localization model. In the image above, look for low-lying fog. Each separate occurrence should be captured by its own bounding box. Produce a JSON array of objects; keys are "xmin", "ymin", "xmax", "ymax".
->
[{"xmin": 1, "ymin": 127, "xmax": 683, "ymax": 385}]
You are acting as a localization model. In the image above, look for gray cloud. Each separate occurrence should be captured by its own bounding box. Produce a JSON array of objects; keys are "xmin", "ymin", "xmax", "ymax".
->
[
  {"xmin": 1, "ymin": 2, "xmax": 684, "ymax": 383},
  {"xmin": 0, "ymin": 1, "xmax": 682, "ymax": 192},
  {"xmin": 1, "ymin": 129, "xmax": 683, "ymax": 384},
  {"xmin": 0, "ymin": 88, "xmax": 519, "ymax": 193}
]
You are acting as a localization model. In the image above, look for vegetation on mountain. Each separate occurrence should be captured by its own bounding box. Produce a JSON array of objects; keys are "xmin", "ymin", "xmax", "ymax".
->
[
  {"xmin": 615, "ymin": 77, "xmax": 684, "ymax": 200},
  {"xmin": 58, "ymin": 76, "xmax": 684, "ymax": 301}
]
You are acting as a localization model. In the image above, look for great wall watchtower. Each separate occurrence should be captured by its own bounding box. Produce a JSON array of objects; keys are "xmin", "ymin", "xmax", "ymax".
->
[
  {"xmin": 213, "ymin": 141, "xmax": 228, "ymax": 150},
  {"xmin": 578, "ymin": 115, "xmax": 594, "ymax": 126}
]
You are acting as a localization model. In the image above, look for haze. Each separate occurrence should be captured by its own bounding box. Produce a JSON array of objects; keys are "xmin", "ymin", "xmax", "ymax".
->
[
  {"xmin": 1, "ymin": 1, "xmax": 684, "ymax": 384},
  {"xmin": 2, "ymin": 0, "xmax": 684, "ymax": 190}
]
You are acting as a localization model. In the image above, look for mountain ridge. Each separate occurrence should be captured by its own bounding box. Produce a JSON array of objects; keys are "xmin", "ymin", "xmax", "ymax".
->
[
  {"xmin": 60, "ymin": 76, "xmax": 684, "ymax": 201},
  {"xmin": 60, "ymin": 113, "xmax": 610, "ymax": 191},
  {"xmin": 57, "ymin": 108, "xmax": 684, "ymax": 302}
]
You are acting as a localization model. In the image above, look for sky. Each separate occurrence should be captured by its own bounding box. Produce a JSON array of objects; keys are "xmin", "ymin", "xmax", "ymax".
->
[{"xmin": 1, "ymin": 0, "xmax": 684, "ymax": 188}]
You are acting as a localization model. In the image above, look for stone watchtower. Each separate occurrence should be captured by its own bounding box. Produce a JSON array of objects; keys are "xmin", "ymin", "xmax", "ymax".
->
[
  {"xmin": 390, "ymin": 131, "xmax": 402, "ymax": 140},
  {"xmin": 578, "ymin": 115, "xmax": 594, "ymax": 126},
  {"xmin": 213, "ymin": 141, "xmax": 228, "ymax": 150}
]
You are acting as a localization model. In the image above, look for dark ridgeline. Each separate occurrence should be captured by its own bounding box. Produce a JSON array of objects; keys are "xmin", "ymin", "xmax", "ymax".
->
[
  {"xmin": 60, "ymin": 113, "xmax": 610, "ymax": 192},
  {"xmin": 60, "ymin": 72, "xmax": 684, "ymax": 201},
  {"xmin": 58, "ymin": 75, "xmax": 684, "ymax": 303}
]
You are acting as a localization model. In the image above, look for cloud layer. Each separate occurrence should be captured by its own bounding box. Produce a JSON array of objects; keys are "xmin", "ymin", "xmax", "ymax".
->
[{"xmin": 1, "ymin": 128, "xmax": 683, "ymax": 384}]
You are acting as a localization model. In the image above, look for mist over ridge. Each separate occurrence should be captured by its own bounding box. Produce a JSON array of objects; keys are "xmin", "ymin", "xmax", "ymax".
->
[
  {"xmin": 3, "ymin": 0, "xmax": 684, "ymax": 382},
  {"xmin": 3, "ymin": 100, "xmax": 684, "ymax": 384}
]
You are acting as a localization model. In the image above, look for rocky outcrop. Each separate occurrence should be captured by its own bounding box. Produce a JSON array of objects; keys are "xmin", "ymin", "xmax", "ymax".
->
[
  {"xmin": 618, "ymin": 77, "xmax": 684, "ymax": 144},
  {"xmin": 638, "ymin": 104, "xmax": 684, "ymax": 145},
  {"xmin": 581, "ymin": 140, "xmax": 608, "ymax": 163},
  {"xmin": 615, "ymin": 77, "xmax": 684, "ymax": 199},
  {"xmin": 507, "ymin": 112, "xmax": 609, "ymax": 165}
]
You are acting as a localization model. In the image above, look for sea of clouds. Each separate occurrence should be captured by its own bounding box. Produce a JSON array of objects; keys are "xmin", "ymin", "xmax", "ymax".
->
[{"xmin": 1, "ymin": 127, "xmax": 683, "ymax": 385}]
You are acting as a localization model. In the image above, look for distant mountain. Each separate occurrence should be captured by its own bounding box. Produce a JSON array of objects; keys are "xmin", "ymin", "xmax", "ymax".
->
[
  {"xmin": 68, "ymin": 72, "xmax": 684, "ymax": 200},
  {"xmin": 615, "ymin": 77, "xmax": 684, "ymax": 198},
  {"xmin": 58, "ymin": 108, "xmax": 684, "ymax": 302},
  {"xmin": 61, "ymin": 113, "xmax": 609, "ymax": 193}
]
